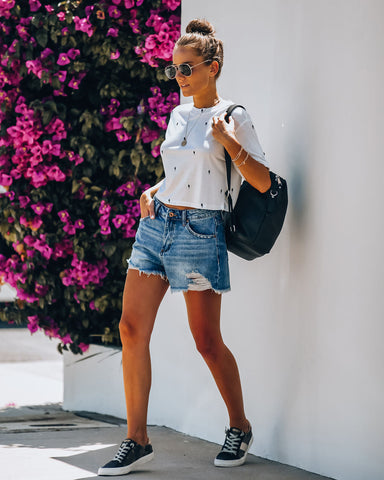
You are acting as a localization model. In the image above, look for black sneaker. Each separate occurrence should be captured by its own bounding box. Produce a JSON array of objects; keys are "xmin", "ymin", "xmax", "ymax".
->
[
  {"xmin": 214, "ymin": 426, "xmax": 253, "ymax": 467},
  {"xmin": 98, "ymin": 438, "xmax": 154, "ymax": 476}
]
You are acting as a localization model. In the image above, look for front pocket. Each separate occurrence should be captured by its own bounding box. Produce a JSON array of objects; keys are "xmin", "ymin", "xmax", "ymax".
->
[{"xmin": 185, "ymin": 217, "xmax": 216, "ymax": 239}]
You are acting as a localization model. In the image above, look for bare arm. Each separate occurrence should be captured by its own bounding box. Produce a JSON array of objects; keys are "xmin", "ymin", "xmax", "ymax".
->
[
  {"xmin": 211, "ymin": 114, "xmax": 271, "ymax": 193},
  {"xmin": 140, "ymin": 179, "xmax": 164, "ymax": 218}
]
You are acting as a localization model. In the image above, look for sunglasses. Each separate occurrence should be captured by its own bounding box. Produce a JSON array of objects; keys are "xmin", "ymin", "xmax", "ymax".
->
[{"xmin": 164, "ymin": 59, "xmax": 212, "ymax": 80}]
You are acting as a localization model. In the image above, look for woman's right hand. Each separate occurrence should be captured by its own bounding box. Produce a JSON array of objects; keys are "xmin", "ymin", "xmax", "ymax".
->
[{"xmin": 140, "ymin": 189, "xmax": 155, "ymax": 219}]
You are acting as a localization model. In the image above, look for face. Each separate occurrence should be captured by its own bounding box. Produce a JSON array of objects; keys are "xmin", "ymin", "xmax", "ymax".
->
[{"xmin": 171, "ymin": 46, "xmax": 216, "ymax": 98}]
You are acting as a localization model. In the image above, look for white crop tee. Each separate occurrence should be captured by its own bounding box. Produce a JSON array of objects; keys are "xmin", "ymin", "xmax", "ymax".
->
[{"xmin": 156, "ymin": 98, "xmax": 269, "ymax": 211}]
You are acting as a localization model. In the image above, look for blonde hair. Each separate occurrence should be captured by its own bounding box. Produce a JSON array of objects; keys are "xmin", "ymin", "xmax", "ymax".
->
[{"xmin": 175, "ymin": 19, "xmax": 224, "ymax": 78}]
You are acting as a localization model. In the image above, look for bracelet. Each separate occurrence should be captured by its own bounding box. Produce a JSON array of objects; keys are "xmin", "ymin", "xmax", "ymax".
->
[
  {"xmin": 235, "ymin": 152, "xmax": 249, "ymax": 168},
  {"xmin": 231, "ymin": 146, "xmax": 243, "ymax": 164}
]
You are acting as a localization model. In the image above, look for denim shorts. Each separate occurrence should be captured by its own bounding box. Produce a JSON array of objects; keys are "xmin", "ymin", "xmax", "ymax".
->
[{"xmin": 127, "ymin": 198, "xmax": 230, "ymax": 293}]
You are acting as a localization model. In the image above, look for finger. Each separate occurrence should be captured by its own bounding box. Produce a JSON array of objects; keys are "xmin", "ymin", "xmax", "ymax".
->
[{"xmin": 148, "ymin": 199, "xmax": 155, "ymax": 219}]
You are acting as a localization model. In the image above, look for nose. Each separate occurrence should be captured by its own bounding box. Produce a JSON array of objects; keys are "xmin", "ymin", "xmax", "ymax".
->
[{"xmin": 175, "ymin": 68, "xmax": 185, "ymax": 80}]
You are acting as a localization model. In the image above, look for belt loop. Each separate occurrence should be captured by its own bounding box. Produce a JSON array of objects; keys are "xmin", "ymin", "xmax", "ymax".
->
[
  {"xmin": 182, "ymin": 209, "xmax": 187, "ymax": 226},
  {"xmin": 154, "ymin": 197, "xmax": 161, "ymax": 215}
]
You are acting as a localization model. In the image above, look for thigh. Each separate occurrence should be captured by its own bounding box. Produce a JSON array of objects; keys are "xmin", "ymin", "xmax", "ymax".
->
[
  {"xmin": 121, "ymin": 269, "xmax": 169, "ymax": 337},
  {"xmin": 183, "ymin": 290, "xmax": 223, "ymax": 344}
]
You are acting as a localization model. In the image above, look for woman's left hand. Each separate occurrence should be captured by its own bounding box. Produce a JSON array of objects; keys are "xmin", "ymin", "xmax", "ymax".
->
[{"xmin": 211, "ymin": 113, "xmax": 236, "ymax": 147}]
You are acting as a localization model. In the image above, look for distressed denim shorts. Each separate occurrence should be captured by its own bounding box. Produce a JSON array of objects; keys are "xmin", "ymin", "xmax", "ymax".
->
[{"xmin": 127, "ymin": 198, "xmax": 230, "ymax": 293}]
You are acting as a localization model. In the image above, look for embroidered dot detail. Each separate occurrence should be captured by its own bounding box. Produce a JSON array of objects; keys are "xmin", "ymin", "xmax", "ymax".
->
[
  {"xmin": 252, "ymin": 125, "xmax": 255, "ymax": 129},
  {"xmin": 193, "ymin": 151, "xmax": 195, "ymax": 154},
  {"xmin": 205, "ymin": 122, "xmax": 208, "ymax": 125},
  {"xmin": 201, "ymin": 203, "xmax": 203, "ymax": 207},
  {"xmin": 188, "ymin": 184, "xmax": 191, "ymax": 188},
  {"xmin": 174, "ymin": 167, "xmax": 176, "ymax": 170},
  {"xmin": 176, "ymin": 122, "xmax": 179, "ymax": 125},
  {"xmin": 208, "ymin": 170, "xmax": 211, "ymax": 174},
  {"xmin": 220, "ymin": 189, "xmax": 223, "ymax": 193}
]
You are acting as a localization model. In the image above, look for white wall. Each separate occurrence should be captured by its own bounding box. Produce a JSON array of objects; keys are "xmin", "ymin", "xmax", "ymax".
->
[
  {"xmin": 149, "ymin": 1, "xmax": 384, "ymax": 479},
  {"xmin": 64, "ymin": 2, "xmax": 384, "ymax": 480}
]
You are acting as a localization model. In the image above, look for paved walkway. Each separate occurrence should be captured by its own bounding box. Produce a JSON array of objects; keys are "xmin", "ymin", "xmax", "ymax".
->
[{"xmin": 0, "ymin": 328, "xmax": 335, "ymax": 480}]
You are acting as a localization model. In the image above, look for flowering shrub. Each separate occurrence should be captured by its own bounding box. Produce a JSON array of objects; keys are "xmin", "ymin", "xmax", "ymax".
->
[{"xmin": 0, "ymin": 0, "xmax": 180, "ymax": 353}]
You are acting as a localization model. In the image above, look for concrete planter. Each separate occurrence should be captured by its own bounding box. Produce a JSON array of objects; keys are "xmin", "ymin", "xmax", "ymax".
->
[{"xmin": 63, "ymin": 344, "xmax": 126, "ymax": 420}]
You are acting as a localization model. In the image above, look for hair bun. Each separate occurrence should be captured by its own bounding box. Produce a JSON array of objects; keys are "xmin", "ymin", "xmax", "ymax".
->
[{"xmin": 186, "ymin": 19, "xmax": 215, "ymax": 36}]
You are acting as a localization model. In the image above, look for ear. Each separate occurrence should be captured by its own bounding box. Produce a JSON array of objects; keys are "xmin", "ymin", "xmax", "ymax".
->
[{"xmin": 209, "ymin": 60, "xmax": 220, "ymax": 77}]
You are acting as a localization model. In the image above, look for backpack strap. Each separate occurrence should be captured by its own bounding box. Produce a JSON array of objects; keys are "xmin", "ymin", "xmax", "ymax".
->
[{"xmin": 224, "ymin": 104, "xmax": 246, "ymax": 232}]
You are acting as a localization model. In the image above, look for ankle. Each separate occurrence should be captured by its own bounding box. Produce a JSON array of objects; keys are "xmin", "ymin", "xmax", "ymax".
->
[
  {"xmin": 230, "ymin": 419, "xmax": 251, "ymax": 433},
  {"xmin": 126, "ymin": 433, "xmax": 149, "ymax": 446}
]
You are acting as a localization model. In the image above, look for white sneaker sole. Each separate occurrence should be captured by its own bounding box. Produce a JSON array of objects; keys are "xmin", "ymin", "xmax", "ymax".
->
[
  {"xmin": 98, "ymin": 451, "xmax": 154, "ymax": 476},
  {"xmin": 214, "ymin": 436, "xmax": 253, "ymax": 467}
]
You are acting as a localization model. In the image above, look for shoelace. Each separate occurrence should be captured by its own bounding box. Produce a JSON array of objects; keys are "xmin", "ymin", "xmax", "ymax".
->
[
  {"xmin": 221, "ymin": 429, "xmax": 243, "ymax": 455},
  {"xmin": 114, "ymin": 440, "xmax": 134, "ymax": 463}
]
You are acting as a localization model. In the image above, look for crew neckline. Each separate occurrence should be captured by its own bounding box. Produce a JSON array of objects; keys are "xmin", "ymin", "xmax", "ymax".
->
[{"xmin": 192, "ymin": 98, "xmax": 224, "ymax": 112}]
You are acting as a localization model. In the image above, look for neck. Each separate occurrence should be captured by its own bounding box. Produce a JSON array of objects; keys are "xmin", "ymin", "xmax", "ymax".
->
[{"xmin": 193, "ymin": 90, "xmax": 220, "ymax": 109}]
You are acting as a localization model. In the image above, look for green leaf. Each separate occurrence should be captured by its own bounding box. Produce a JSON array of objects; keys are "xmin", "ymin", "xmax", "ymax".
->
[{"xmin": 36, "ymin": 30, "xmax": 48, "ymax": 48}]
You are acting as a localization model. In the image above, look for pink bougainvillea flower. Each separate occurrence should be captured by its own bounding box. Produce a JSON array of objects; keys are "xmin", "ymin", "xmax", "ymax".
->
[
  {"xmin": 35, "ymin": 283, "xmax": 49, "ymax": 296},
  {"xmin": 30, "ymin": 202, "xmax": 45, "ymax": 215},
  {"xmin": 55, "ymin": 70, "xmax": 67, "ymax": 82},
  {"xmin": 16, "ymin": 24, "xmax": 29, "ymax": 41},
  {"xmin": 67, "ymin": 48, "xmax": 80, "ymax": 60},
  {"xmin": 73, "ymin": 16, "xmax": 94, "ymax": 37},
  {"xmin": 116, "ymin": 129, "xmax": 131, "ymax": 142},
  {"xmin": 47, "ymin": 165, "xmax": 66, "ymax": 182},
  {"xmin": 58, "ymin": 210, "xmax": 70, "ymax": 222},
  {"xmin": 29, "ymin": 216, "xmax": 43, "ymax": 230},
  {"xmin": 112, "ymin": 215, "xmax": 127, "ymax": 229},
  {"xmin": 141, "ymin": 126, "xmax": 160, "ymax": 143},
  {"xmin": 68, "ymin": 76, "xmax": 80, "ymax": 89},
  {"xmin": 151, "ymin": 144, "xmax": 161, "ymax": 157},
  {"xmin": 108, "ymin": 6, "xmax": 121, "ymax": 18},
  {"xmin": 110, "ymin": 50, "xmax": 120, "ymax": 60},
  {"xmin": 129, "ymin": 19, "xmax": 141, "ymax": 34},
  {"xmin": 74, "ymin": 219, "xmax": 85, "ymax": 229},
  {"xmin": 29, "ymin": 0, "xmax": 41, "ymax": 12},
  {"xmin": 107, "ymin": 27, "xmax": 119, "ymax": 37},
  {"xmin": 60, "ymin": 333, "xmax": 73, "ymax": 345},
  {"xmin": 19, "ymin": 196, "xmax": 31, "ymax": 208},
  {"xmin": 27, "ymin": 315, "xmax": 40, "ymax": 334},
  {"xmin": 78, "ymin": 343, "xmax": 89, "ymax": 353},
  {"xmin": 57, "ymin": 53, "xmax": 70, "ymax": 66},
  {"xmin": 99, "ymin": 200, "xmax": 111, "ymax": 215},
  {"xmin": 40, "ymin": 48, "xmax": 54, "ymax": 59},
  {"xmin": 100, "ymin": 225, "xmax": 111, "ymax": 235},
  {"xmin": 63, "ymin": 223, "xmax": 76, "ymax": 235},
  {"xmin": 0, "ymin": 173, "xmax": 12, "ymax": 186}
]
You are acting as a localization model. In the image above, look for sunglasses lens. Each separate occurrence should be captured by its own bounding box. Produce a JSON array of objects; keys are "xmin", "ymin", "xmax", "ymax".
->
[
  {"xmin": 179, "ymin": 64, "xmax": 192, "ymax": 76},
  {"xmin": 165, "ymin": 65, "xmax": 177, "ymax": 79}
]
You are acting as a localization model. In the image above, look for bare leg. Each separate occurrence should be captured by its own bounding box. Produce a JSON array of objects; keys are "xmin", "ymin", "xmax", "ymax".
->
[
  {"xmin": 183, "ymin": 290, "xmax": 250, "ymax": 432},
  {"xmin": 119, "ymin": 269, "xmax": 169, "ymax": 446}
]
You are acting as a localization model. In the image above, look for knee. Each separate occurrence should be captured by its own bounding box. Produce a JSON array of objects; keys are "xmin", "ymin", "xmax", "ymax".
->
[
  {"xmin": 119, "ymin": 314, "xmax": 149, "ymax": 348},
  {"xmin": 194, "ymin": 335, "xmax": 223, "ymax": 363}
]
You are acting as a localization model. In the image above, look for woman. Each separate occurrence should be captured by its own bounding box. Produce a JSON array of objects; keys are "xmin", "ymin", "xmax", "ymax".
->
[{"xmin": 98, "ymin": 18, "xmax": 271, "ymax": 476}]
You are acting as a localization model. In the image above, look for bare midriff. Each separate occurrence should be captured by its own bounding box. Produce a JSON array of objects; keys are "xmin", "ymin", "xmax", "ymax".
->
[{"xmin": 162, "ymin": 203, "xmax": 195, "ymax": 210}]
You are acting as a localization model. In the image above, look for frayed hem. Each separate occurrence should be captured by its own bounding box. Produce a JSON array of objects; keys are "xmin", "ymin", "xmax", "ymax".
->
[
  {"xmin": 170, "ymin": 286, "xmax": 231, "ymax": 295},
  {"xmin": 128, "ymin": 266, "xmax": 168, "ymax": 282}
]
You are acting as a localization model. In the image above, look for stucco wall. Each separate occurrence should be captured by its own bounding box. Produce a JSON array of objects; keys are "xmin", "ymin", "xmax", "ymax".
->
[
  {"xmin": 149, "ymin": 2, "xmax": 384, "ymax": 479},
  {"xmin": 64, "ymin": 2, "xmax": 384, "ymax": 479}
]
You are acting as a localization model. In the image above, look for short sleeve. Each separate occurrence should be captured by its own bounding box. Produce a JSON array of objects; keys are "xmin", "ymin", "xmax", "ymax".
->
[{"xmin": 231, "ymin": 107, "xmax": 269, "ymax": 168}]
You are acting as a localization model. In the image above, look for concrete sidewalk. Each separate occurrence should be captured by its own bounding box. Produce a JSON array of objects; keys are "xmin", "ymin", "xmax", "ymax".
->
[
  {"xmin": 0, "ymin": 404, "xmax": 334, "ymax": 480},
  {"xmin": 0, "ymin": 328, "xmax": 334, "ymax": 480}
]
